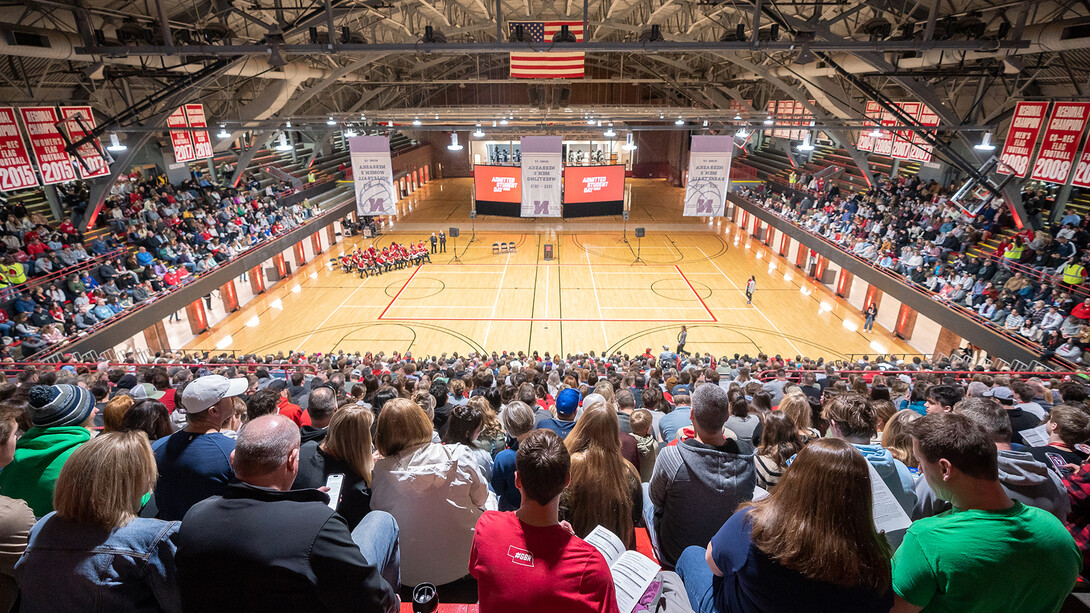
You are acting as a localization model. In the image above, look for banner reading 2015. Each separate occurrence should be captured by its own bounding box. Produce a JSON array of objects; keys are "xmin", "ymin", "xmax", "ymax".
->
[
  {"xmin": 349, "ymin": 135, "xmax": 396, "ymax": 217},
  {"xmin": 520, "ymin": 136, "xmax": 562, "ymax": 217},
  {"xmin": 684, "ymin": 135, "xmax": 733, "ymax": 217}
]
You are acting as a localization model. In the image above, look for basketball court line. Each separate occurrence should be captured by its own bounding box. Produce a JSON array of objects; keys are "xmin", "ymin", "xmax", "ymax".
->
[
  {"xmin": 294, "ymin": 275, "xmax": 373, "ymax": 352},
  {"xmin": 586, "ymin": 248, "xmax": 609, "ymax": 347},
  {"xmin": 693, "ymin": 244, "xmax": 802, "ymax": 356},
  {"xmin": 481, "ymin": 252, "xmax": 512, "ymax": 349}
]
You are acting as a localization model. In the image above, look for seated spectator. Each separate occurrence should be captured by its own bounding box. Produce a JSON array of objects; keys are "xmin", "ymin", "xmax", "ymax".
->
[
  {"xmin": 893, "ymin": 412, "xmax": 1081, "ymax": 612},
  {"xmin": 0, "ymin": 402, "xmax": 34, "ymax": 612},
  {"xmin": 299, "ymin": 384, "xmax": 337, "ymax": 444},
  {"xmin": 913, "ymin": 397, "xmax": 1069, "ymax": 521},
  {"xmin": 675, "ymin": 439, "xmax": 894, "ymax": 613},
  {"xmin": 119, "ymin": 399, "xmax": 173, "ymax": 441},
  {"xmin": 924, "ymin": 384, "xmax": 961, "ymax": 414},
  {"xmin": 880, "ymin": 410, "xmax": 921, "ymax": 469},
  {"xmin": 779, "ymin": 392, "xmax": 821, "ymax": 443},
  {"xmin": 658, "ymin": 389, "xmax": 692, "ymax": 443},
  {"xmin": 647, "ymin": 384, "xmax": 755, "ymax": 568},
  {"xmin": 371, "ymin": 398, "xmax": 490, "ymax": 588},
  {"xmin": 823, "ymin": 393, "xmax": 916, "ymax": 516},
  {"xmin": 562, "ymin": 404, "xmax": 642, "ymax": 549},
  {"xmin": 490, "ymin": 401, "xmax": 535, "ymax": 512},
  {"xmin": 0, "ymin": 385, "xmax": 95, "ymax": 516},
  {"xmin": 470, "ymin": 429, "xmax": 620, "ymax": 613},
  {"xmin": 152, "ymin": 375, "xmax": 243, "ymax": 520},
  {"xmin": 15, "ymin": 431, "xmax": 181, "ymax": 612},
  {"xmin": 1027, "ymin": 404, "xmax": 1090, "ymax": 467},
  {"xmin": 985, "ymin": 386, "xmax": 1041, "ymax": 445},
  {"xmin": 630, "ymin": 408, "xmax": 658, "ymax": 483},
  {"xmin": 443, "ymin": 403, "xmax": 494, "ymax": 482},
  {"xmin": 725, "ymin": 390, "xmax": 763, "ymax": 446},
  {"xmin": 754, "ymin": 411, "xmax": 803, "ymax": 490},
  {"xmin": 538, "ymin": 388, "xmax": 579, "ymax": 439},
  {"xmin": 176, "ymin": 415, "xmax": 399, "ymax": 612}
]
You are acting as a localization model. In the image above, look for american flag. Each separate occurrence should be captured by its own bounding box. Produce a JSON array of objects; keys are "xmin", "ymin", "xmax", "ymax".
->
[{"xmin": 509, "ymin": 21, "xmax": 585, "ymax": 79}]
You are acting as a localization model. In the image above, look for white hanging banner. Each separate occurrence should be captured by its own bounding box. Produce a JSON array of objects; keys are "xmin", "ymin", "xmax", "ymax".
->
[
  {"xmin": 349, "ymin": 135, "xmax": 397, "ymax": 216},
  {"xmin": 520, "ymin": 136, "xmax": 563, "ymax": 217},
  {"xmin": 684, "ymin": 135, "xmax": 733, "ymax": 217}
]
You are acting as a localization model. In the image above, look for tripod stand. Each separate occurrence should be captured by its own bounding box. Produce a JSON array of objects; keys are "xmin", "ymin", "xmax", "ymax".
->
[
  {"xmin": 451, "ymin": 233, "xmax": 464, "ymax": 265},
  {"xmin": 633, "ymin": 234, "xmax": 646, "ymax": 266}
]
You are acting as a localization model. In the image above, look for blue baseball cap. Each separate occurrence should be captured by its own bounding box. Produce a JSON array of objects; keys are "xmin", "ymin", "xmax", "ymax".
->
[
  {"xmin": 555, "ymin": 388, "xmax": 580, "ymax": 415},
  {"xmin": 672, "ymin": 385, "xmax": 689, "ymax": 396}
]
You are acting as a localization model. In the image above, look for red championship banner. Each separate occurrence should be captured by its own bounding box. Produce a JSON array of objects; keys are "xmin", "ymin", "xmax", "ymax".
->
[
  {"xmin": 908, "ymin": 104, "xmax": 939, "ymax": 163},
  {"xmin": 1071, "ymin": 143, "xmax": 1090, "ymax": 189},
  {"xmin": 183, "ymin": 103, "xmax": 213, "ymax": 159},
  {"xmin": 997, "ymin": 101, "xmax": 1049, "ymax": 177},
  {"xmin": 1029, "ymin": 102, "xmax": 1090, "ymax": 184},
  {"xmin": 789, "ymin": 100, "xmax": 803, "ymax": 141},
  {"xmin": 0, "ymin": 107, "xmax": 39, "ymax": 191},
  {"xmin": 167, "ymin": 107, "xmax": 195, "ymax": 164},
  {"xmin": 891, "ymin": 101, "xmax": 922, "ymax": 160},
  {"xmin": 773, "ymin": 100, "xmax": 792, "ymax": 138},
  {"xmin": 872, "ymin": 107, "xmax": 897, "ymax": 157},
  {"xmin": 19, "ymin": 106, "xmax": 76, "ymax": 185},
  {"xmin": 59, "ymin": 106, "xmax": 110, "ymax": 179},
  {"xmin": 856, "ymin": 101, "xmax": 882, "ymax": 152}
]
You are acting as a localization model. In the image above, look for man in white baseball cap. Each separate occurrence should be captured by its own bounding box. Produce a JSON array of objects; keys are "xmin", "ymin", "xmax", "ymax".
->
[{"xmin": 152, "ymin": 375, "xmax": 248, "ymax": 521}]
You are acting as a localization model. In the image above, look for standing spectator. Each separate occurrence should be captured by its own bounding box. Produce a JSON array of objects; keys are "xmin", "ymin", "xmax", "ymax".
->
[
  {"xmin": 0, "ymin": 385, "xmax": 96, "ymax": 516},
  {"xmin": 864, "ymin": 303, "xmax": 879, "ymax": 333},
  {"xmin": 647, "ymin": 384, "xmax": 755, "ymax": 568},
  {"xmin": 470, "ymin": 429, "xmax": 619, "ymax": 613},
  {"xmin": 675, "ymin": 439, "xmax": 894, "ymax": 613},
  {"xmin": 152, "ymin": 375, "xmax": 243, "ymax": 521},
  {"xmin": 15, "ymin": 432, "xmax": 181, "ymax": 612},
  {"xmin": 893, "ymin": 412, "xmax": 1080, "ymax": 613},
  {"xmin": 176, "ymin": 415, "xmax": 399, "ymax": 612},
  {"xmin": 439, "ymin": 230, "xmax": 447, "ymax": 253}
]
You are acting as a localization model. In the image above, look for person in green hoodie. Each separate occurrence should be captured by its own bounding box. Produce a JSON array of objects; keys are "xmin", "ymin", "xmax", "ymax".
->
[{"xmin": 0, "ymin": 384, "xmax": 96, "ymax": 517}]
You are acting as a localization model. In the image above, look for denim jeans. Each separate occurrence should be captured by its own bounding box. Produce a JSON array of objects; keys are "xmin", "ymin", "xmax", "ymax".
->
[
  {"xmin": 351, "ymin": 510, "xmax": 401, "ymax": 591},
  {"xmin": 675, "ymin": 545, "xmax": 719, "ymax": 613},
  {"xmin": 641, "ymin": 483, "xmax": 660, "ymax": 560}
]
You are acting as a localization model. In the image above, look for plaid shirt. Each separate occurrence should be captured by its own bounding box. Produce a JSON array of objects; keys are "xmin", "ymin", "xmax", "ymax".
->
[{"xmin": 1063, "ymin": 464, "xmax": 1090, "ymax": 554}]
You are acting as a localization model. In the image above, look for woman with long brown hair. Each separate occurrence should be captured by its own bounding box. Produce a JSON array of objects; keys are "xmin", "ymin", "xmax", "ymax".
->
[
  {"xmin": 560, "ymin": 404, "xmax": 642, "ymax": 548},
  {"xmin": 754, "ymin": 411, "xmax": 802, "ymax": 490},
  {"xmin": 675, "ymin": 438, "xmax": 893, "ymax": 613}
]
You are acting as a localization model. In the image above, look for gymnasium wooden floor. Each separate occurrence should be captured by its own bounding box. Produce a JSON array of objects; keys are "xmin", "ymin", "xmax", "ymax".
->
[{"xmin": 185, "ymin": 178, "xmax": 915, "ymax": 360}]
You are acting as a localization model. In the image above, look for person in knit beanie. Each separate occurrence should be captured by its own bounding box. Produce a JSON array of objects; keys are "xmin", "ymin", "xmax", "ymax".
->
[{"xmin": 0, "ymin": 385, "xmax": 96, "ymax": 516}]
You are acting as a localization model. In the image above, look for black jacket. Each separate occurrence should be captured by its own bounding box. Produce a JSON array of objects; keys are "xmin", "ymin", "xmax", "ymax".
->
[
  {"xmin": 292, "ymin": 442, "xmax": 372, "ymax": 530},
  {"xmin": 176, "ymin": 482, "xmax": 396, "ymax": 613}
]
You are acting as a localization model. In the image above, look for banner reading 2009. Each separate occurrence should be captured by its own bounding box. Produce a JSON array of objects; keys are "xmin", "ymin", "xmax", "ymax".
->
[
  {"xmin": 349, "ymin": 135, "xmax": 396, "ymax": 217},
  {"xmin": 520, "ymin": 136, "xmax": 562, "ymax": 217},
  {"xmin": 684, "ymin": 135, "xmax": 733, "ymax": 217}
]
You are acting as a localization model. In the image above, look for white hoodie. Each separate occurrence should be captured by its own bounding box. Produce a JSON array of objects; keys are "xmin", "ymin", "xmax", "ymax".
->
[{"xmin": 372, "ymin": 442, "xmax": 495, "ymax": 586}]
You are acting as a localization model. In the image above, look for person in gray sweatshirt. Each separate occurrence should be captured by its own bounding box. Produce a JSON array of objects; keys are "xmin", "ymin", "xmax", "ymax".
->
[
  {"xmin": 912, "ymin": 396, "xmax": 1069, "ymax": 520},
  {"xmin": 645, "ymin": 384, "xmax": 755, "ymax": 569}
]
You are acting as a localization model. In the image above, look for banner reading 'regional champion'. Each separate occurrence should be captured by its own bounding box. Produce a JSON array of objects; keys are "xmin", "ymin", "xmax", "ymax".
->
[
  {"xmin": 349, "ymin": 135, "xmax": 396, "ymax": 216},
  {"xmin": 520, "ymin": 136, "xmax": 562, "ymax": 217},
  {"xmin": 684, "ymin": 135, "xmax": 732, "ymax": 217},
  {"xmin": 59, "ymin": 106, "xmax": 110, "ymax": 179},
  {"xmin": 0, "ymin": 107, "xmax": 38, "ymax": 191},
  {"xmin": 20, "ymin": 106, "xmax": 77, "ymax": 185}
]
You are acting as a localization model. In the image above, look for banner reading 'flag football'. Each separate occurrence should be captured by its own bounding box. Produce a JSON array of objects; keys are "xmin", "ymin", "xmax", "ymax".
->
[
  {"xmin": 349, "ymin": 135, "xmax": 396, "ymax": 216},
  {"xmin": 997, "ymin": 101, "xmax": 1049, "ymax": 177},
  {"xmin": 1029, "ymin": 102, "xmax": 1090, "ymax": 184},
  {"xmin": 0, "ymin": 107, "xmax": 38, "ymax": 191},
  {"xmin": 20, "ymin": 106, "xmax": 76, "ymax": 185},
  {"xmin": 184, "ymin": 104, "xmax": 214, "ymax": 159},
  {"xmin": 684, "ymin": 135, "xmax": 732, "ymax": 217},
  {"xmin": 167, "ymin": 107, "xmax": 195, "ymax": 164}
]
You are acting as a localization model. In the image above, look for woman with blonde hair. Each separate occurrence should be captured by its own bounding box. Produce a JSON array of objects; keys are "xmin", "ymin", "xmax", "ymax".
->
[
  {"xmin": 779, "ymin": 393, "xmax": 820, "ymax": 443},
  {"xmin": 676, "ymin": 438, "xmax": 893, "ymax": 612},
  {"xmin": 881, "ymin": 409, "xmax": 921, "ymax": 469},
  {"xmin": 467, "ymin": 395, "xmax": 504, "ymax": 458},
  {"xmin": 561, "ymin": 404, "xmax": 642, "ymax": 548},
  {"xmin": 371, "ymin": 398, "xmax": 491, "ymax": 589},
  {"xmin": 293, "ymin": 406, "xmax": 376, "ymax": 529},
  {"xmin": 15, "ymin": 431, "xmax": 181, "ymax": 611}
]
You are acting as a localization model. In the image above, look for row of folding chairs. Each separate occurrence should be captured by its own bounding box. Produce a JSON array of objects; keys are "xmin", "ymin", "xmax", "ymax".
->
[{"xmin": 492, "ymin": 242, "xmax": 517, "ymax": 254}]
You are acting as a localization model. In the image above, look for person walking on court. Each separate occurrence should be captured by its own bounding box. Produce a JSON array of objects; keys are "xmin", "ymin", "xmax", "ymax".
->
[
  {"xmin": 439, "ymin": 230, "xmax": 447, "ymax": 253},
  {"xmin": 864, "ymin": 303, "xmax": 878, "ymax": 333},
  {"xmin": 430, "ymin": 233, "xmax": 437, "ymax": 254},
  {"xmin": 677, "ymin": 325, "xmax": 688, "ymax": 355},
  {"xmin": 745, "ymin": 276, "xmax": 756, "ymax": 304}
]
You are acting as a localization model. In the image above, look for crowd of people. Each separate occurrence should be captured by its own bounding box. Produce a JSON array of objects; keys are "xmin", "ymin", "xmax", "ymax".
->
[
  {"xmin": 0, "ymin": 169, "xmax": 327, "ymax": 360},
  {"xmin": 738, "ymin": 176, "xmax": 1090, "ymax": 363},
  {"xmin": 338, "ymin": 241, "xmax": 431, "ymax": 278},
  {"xmin": 0, "ymin": 348, "xmax": 1083, "ymax": 612}
]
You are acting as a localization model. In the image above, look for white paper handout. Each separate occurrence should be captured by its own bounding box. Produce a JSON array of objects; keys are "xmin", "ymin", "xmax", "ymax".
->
[
  {"xmin": 1019, "ymin": 424, "xmax": 1050, "ymax": 448},
  {"xmin": 585, "ymin": 525, "xmax": 661, "ymax": 613},
  {"xmin": 867, "ymin": 462, "xmax": 912, "ymax": 534}
]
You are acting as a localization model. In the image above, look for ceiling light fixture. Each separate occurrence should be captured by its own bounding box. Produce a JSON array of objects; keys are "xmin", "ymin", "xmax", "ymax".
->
[
  {"xmin": 344, "ymin": 127, "xmax": 357, "ymax": 137},
  {"xmin": 764, "ymin": 117, "xmax": 774, "ymax": 125},
  {"xmin": 734, "ymin": 113, "xmax": 742, "ymax": 120},
  {"xmin": 675, "ymin": 117, "xmax": 685, "ymax": 126},
  {"xmin": 473, "ymin": 124, "xmax": 485, "ymax": 138},
  {"xmin": 622, "ymin": 133, "xmax": 637, "ymax": 151},
  {"xmin": 603, "ymin": 126, "xmax": 616, "ymax": 138},
  {"xmin": 798, "ymin": 132, "xmax": 814, "ymax": 151},
  {"xmin": 285, "ymin": 120, "xmax": 291, "ymax": 128},
  {"xmin": 216, "ymin": 125, "xmax": 230, "ymax": 139},
  {"xmin": 412, "ymin": 117, "xmax": 422, "ymax": 126},
  {"xmin": 276, "ymin": 132, "xmax": 292, "ymax": 151},
  {"xmin": 500, "ymin": 118, "xmax": 509, "ymax": 126},
  {"xmin": 447, "ymin": 132, "xmax": 463, "ymax": 151},
  {"xmin": 869, "ymin": 127, "xmax": 882, "ymax": 138},
  {"xmin": 586, "ymin": 118, "xmax": 595, "ymax": 126},
  {"xmin": 974, "ymin": 132, "xmax": 996, "ymax": 151},
  {"xmin": 326, "ymin": 117, "xmax": 336, "ymax": 125},
  {"xmin": 106, "ymin": 133, "xmax": 127, "ymax": 152}
]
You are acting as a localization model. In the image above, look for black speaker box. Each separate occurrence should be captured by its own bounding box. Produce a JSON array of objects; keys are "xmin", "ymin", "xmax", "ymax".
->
[
  {"xmin": 635, "ymin": 227, "xmax": 645, "ymax": 238},
  {"xmin": 449, "ymin": 227, "xmax": 460, "ymax": 237}
]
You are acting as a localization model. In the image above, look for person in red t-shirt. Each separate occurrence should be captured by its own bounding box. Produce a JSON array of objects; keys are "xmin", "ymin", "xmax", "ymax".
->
[
  {"xmin": 470, "ymin": 429, "xmax": 619, "ymax": 613},
  {"xmin": 269, "ymin": 379, "xmax": 310, "ymax": 427}
]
